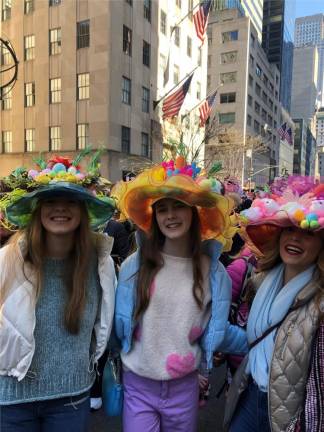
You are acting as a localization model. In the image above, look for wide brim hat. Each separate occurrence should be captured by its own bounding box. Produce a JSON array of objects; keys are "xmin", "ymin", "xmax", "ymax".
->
[
  {"xmin": 112, "ymin": 164, "xmax": 236, "ymax": 250},
  {"xmin": 6, "ymin": 182, "xmax": 115, "ymax": 229},
  {"xmin": 240, "ymin": 180, "xmax": 324, "ymax": 254}
]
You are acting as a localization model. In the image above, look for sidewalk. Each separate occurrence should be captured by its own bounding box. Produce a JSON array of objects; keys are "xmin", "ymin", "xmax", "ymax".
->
[{"xmin": 90, "ymin": 365, "xmax": 227, "ymax": 432}]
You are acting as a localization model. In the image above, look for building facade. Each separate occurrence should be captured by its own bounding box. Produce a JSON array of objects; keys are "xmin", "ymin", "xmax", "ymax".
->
[
  {"xmin": 206, "ymin": 8, "xmax": 281, "ymax": 186},
  {"xmin": 0, "ymin": 0, "xmax": 207, "ymax": 180},
  {"xmin": 261, "ymin": 0, "xmax": 294, "ymax": 112},
  {"xmin": 295, "ymin": 14, "xmax": 324, "ymax": 107}
]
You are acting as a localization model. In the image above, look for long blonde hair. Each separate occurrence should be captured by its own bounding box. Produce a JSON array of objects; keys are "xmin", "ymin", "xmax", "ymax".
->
[{"xmin": 0, "ymin": 201, "xmax": 95, "ymax": 334}]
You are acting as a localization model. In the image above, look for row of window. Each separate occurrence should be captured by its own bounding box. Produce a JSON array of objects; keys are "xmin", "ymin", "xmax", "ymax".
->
[
  {"xmin": 208, "ymin": 30, "xmax": 239, "ymax": 47},
  {"xmin": 0, "ymin": 21, "xmax": 89, "ymax": 65},
  {"xmin": 122, "ymin": 78, "xmax": 151, "ymax": 112},
  {"xmin": 248, "ymin": 75, "xmax": 278, "ymax": 114},
  {"xmin": 246, "ymin": 114, "xmax": 277, "ymax": 144},
  {"xmin": 1, "ymin": 74, "xmax": 89, "ymax": 110},
  {"xmin": 123, "ymin": 27, "xmax": 151, "ymax": 67},
  {"xmin": 1, "ymin": 126, "xmax": 151, "ymax": 158}
]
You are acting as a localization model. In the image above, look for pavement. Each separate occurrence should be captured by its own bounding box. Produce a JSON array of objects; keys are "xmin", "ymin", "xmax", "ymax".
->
[{"xmin": 90, "ymin": 365, "xmax": 227, "ymax": 432}]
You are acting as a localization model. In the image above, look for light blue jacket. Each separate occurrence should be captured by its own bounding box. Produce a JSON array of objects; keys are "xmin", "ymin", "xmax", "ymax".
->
[{"xmin": 115, "ymin": 239, "xmax": 239, "ymax": 369}]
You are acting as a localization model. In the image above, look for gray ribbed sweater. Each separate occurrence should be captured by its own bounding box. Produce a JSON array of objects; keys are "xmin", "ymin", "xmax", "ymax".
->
[{"xmin": 0, "ymin": 258, "xmax": 100, "ymax": 405}]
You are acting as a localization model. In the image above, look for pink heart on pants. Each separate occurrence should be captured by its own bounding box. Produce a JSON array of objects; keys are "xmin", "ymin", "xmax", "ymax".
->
[{"xmin": 166, "ymin": 352, "xmax": 195, "ymax": 378}]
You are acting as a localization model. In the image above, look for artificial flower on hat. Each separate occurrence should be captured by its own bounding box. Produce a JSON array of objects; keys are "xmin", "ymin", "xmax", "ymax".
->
[
  {"xmin": 111, "ymin": 156, "xmax": 237, "ymax": 251},
  {"xmin": 0, "ymin": 147, "xmax": 115, "ymax": 230},
  {"xmin": 240, "ymin": 175, "xmax": 324, "ymax": 254}
]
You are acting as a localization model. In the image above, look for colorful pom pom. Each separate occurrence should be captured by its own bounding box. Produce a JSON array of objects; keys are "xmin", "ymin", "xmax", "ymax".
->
[{"xmin": 293, "ymin": 209, "xmax": 305, "ymax": 222}]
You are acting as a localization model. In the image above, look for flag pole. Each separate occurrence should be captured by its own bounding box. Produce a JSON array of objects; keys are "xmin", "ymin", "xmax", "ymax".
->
[
  {"xmin": 153, "ymin": 67, "xmax": 197, "ymax": 110},
  {"xmin": 181, "ymin": 83, "xmax": 223, "ymax": 121},
  {"xmin": 170, "ymin": 2, "xmax": 200, "ymax": 34}
]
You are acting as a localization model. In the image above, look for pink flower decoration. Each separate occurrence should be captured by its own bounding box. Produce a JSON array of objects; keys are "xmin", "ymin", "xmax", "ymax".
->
[
  {"xmin": 189, "ymin": 326, "xmax": 203, "ymax": 344},
  {"xmin": 166, "ymin": 352, "xmax": 195, "ymax": 378}
]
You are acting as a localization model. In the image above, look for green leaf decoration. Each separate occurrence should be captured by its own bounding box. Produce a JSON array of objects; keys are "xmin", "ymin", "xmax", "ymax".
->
[
  {"xmin": 33, "ymin": 153, "xmax": 47, "ymax": 170},
  {"xmin": 88, "ymin": 148, "xmax": 105, "ymax": 174},
  {"xmin": 208, "ymin": 162, "xmax": 222, "ymax": 177},
  {"xmin": 72, "ymin": 146, "xmax": 93, "ymax": 167}
]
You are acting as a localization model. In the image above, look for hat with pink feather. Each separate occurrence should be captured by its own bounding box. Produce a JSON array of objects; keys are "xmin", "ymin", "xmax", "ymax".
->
[{"xmin": 239, "ymin": 176, "xmax": 324, "ymax": 253}]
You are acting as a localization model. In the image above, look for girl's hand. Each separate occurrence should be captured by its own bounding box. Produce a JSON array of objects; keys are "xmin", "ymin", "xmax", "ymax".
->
[{"xmin": 198, "ymin": 373, "xmax": 209, "ymax": 390}]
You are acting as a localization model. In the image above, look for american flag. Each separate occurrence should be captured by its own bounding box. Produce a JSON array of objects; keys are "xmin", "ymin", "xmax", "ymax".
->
[
  {"xmin": 193, "ymin": 0, "xmax": 212, "ymax": 44},
  {"xmin": 162, "ymin": 73, "xmax": 193, "ymax": 119},
  {"xmin": 277, "ymin": 122, "xmax": 287, "ymax": 140},
  {"xmin": 285, "ymin": 127, "xmax": 293, "ymax": 145},
  {"xmin": 199, "ymin": 90, "xmax": 217, "ymax": 127}
]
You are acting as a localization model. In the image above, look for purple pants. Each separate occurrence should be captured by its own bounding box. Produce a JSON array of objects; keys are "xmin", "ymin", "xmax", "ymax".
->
[{"xmin": 123, "ymin": 370, "xmax": 199, "ymax": 432}]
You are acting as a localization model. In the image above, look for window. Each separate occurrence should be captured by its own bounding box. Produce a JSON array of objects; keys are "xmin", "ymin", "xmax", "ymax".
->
[
  {"xmin": 222, "ymin": 30, "xmax": 238, "ymax": 43},
  {"xmin": 249, "ymin": 54, "xmax": 254, "ymax": 66},
  {"xmin": 1, "ymin": 89, "xmax": 12, "ymax": 110},
  {"xmin": 248, "ymin": 75, "xmax": 253, "ymax": 87},
  {"xmin": 50, "ymin": 78, "xmax": 61, "ymax": 104},
  {"xmin": 188, "ymin": 0, "xmax": 193, "ymax": 20},
  {"xmin": 263, "ymin": 74, "xmax": 268, "ymax": 86},
  {"xmin": 196, "ymin": 82, "xmax": 201, "ymax": 100},
  {"xmin": 49, "ymin": 28, "xmax": 61, "ymax": 55},
  {"xmin": 24, "ymin": 82, "xmax": 35, "ymax": 107},
  {"xmin": 248, "ymin": 95, "xmax": 252, "ymax": 106},
  {"xmin": 220, "ymin": 72, "xmax": 237, "ymax": 84},
  {"xmin": 2, "ymin": 131, "xmax": 12, "ymax": 153},
  {"xmin": 268, "ymin": 99, "xmax": 273, "ymax": 110},
  {"xmin": 144, "ymin": 0, "xmax": 151, "ymax": 21},
  {"xmin": 142, "ymin": 86, "xmax": 150, "ymax": 113},
  {"xmin": 255, "ymin": 83, "xmax": 261, "ymax": 96},
  {"xmin": 261, "ymin": 108, "xmax": 267, "ymax": 120},
  {"xmin": 24, "ymin": 35, "xmax": 35, "ymax": 61},
  {"xmin": 247, "ymin": 114, "xmax": 252, "ymax": 126},
  {"xmin": 174, "ymin": 27, "xmax": 180, "ymax": 47},
  {"xmin": 77, "ymin": 73, "xmax": 90, "ymax": 100},
  {"xmin": 25, "ymin": 129, "xmax": 35, "ymax": 152},
  {"xmin": 24, "ymin": 0, "xmax": 33, "ymax": 14},
  {"xmin": 1, "ymin": 45, "xmax": 11, "ymax": 65},
  {"xmin": 256, "ymin": 64, "xmax": 262, "ymax": 77},
  {"xmin": 77, "ymin": 124, "xmax": 89, "ymax": 149},
  {"xmin": 207, "ymin": 55, "xmax": 211, "ymax": 68},
  {"xmin": 220, "ymin": 92, "xmax": 236, "ymax": 103},
  {"xmin": 143, "ymin": 41, "xmax": 150, "ymax": 67},
  {"xmin": 77, "ymin": 20, "xmax": 90, "ymax": 49},
  {"xmin": 274, "ymin": 105, "xmax": 277, "ymax": 114},
  {"xmin": 219, "ymin": 113, "xmax": 235, "ymax": 124},
  {"xmin": 254, "ymin": 120, "xmax": 260, "ymax": 133},
  {"xmin": 121, "ymin": 126, "xmax": 130, "ymax": 153},
  {"xmin": 141, "ymin": 132, "xmax": 150, "ymax": 158},
  {"xmin": 221, "ymin": 51, "xmax": 237, "ymax": 64},
  {"xmin": 187, "ymin": 37, "xmax": 192, "ymax": 57},
  {"xmin": 197, "ymin": 47, "xmax": 202, "ymax": 66},
  {"xmin": 254, "ymin": 101, "xmax": 260, "ymax": 114},
  {"xmin": 173, "ymin": 65, "xmax": 179, "ymax": 84},
  {"xmin": 123, "ymin": 26, "xmax": 132, "ymax": 56},
  {"xmin": 122, "ymin": 76, "xmax": 131, "ymax": 105},
  {"xmin": 160, "ymin": 10, "xmax": 167, "ymax": 35},
  {"xmin": 267, "ymin": 114, "xmax": 273, "ymax": 126},
  {"xmin": 49, "ymin": 0, "xmax": 61, "ymax": 5},
  {"xmin": 262, "ymin": 91, "xmax": 267, "ymax": 104},
  {"xmin": 1, "ymin": 0, "xmax": 11, "ymax": 21},
  {"xmin": 207, "ymin": 75, "xmax": 211, "ymax": 89},
  {"xmin": 49, "ymin": 126, "xmax": 61, "ymax": 151},
  {"xmin": 250, "ymin": 33, "xmax": 255, "ymax": 47},
  {"xmin": 126, "ymin": 0, "xmax": 132, "ymax": 5}
]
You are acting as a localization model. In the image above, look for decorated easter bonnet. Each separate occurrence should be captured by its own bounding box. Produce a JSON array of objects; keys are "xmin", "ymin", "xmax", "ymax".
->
[
  {"xmin": 0, "ymin": 148, "xmax": 115, "ymax": 230},
  {"xmin": 240, "ymin": 176, "xmax": 324, "ymax": 254},
  {"xmin": 111, "ymin": 156, "xmax": 236, "ymax": 250}
]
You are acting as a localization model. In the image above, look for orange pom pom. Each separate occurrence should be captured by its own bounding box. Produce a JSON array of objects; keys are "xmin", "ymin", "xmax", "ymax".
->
[
  {"xmin": 294, "ymin": 209, "xmax": 305, "ymax": 222},
  {"xmin": 175, "ymin": 156, "xmax": 186, "ymax": 169}
]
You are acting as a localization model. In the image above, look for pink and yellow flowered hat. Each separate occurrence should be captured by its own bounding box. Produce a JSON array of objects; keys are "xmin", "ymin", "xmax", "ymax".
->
[
  {"xmin": 111, "ymin": 157, "xmax": 236, "ymax": 250},
  {"xmin": 240, "ymin": 176, "xmax": 324, "ymax": 253}
]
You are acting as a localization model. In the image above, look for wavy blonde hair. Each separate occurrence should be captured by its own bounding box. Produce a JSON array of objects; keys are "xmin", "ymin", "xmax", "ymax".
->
[{"xmin": 0, "ymin": 201, "xmax": 95, "ymax": 333}]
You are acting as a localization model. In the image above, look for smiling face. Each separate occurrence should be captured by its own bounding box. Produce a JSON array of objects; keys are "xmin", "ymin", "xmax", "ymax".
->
[
  {"xmin": 154, "ymin": 198, "xmax": 193, "ymax": 240},
  {"xmin": 279, "ymin": 226, "xmax": 323, "ymax": 271},
  {"xmin": 40, "ymin": 197, "xmax": 82, "ymax": 236}
]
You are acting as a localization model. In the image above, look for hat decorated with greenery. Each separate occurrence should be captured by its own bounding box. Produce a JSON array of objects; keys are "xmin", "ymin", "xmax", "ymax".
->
[
  {"xmin": 240, "ymin": 175, "xmax": 324, "ymax": 253},
  {"xmin": 0, "ymin": 148, "xmax": 116, "ymax": 230},
  {"xmin": 111, "ymin": 156, "xmax": 237, "ymax": 250}
]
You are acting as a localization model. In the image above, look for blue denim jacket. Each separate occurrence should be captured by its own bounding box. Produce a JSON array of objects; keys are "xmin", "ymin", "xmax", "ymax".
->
[{"xmin": 115, "ymin": 239, "xmax": 234, "ymax": 369}]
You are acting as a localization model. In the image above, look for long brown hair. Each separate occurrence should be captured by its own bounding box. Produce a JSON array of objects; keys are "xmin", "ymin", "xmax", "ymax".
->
[
  {"xmin": 135, "ymin": 204, "xmax": 204, "ymax": 319},
  {"xmin": 1, "ymin": 201, "xmax": 94, "ymax": 334}
]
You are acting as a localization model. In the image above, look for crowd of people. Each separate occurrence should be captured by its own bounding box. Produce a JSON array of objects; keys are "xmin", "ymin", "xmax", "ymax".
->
[{"xmin": 0, "ymin": 151, "xmax": 323, "ymax": 432}]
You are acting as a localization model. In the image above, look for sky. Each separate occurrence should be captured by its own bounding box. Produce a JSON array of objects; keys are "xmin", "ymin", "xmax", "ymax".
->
[{"xmin": 295, "ymin": 0, "xmax": 323, "ymax": 18}]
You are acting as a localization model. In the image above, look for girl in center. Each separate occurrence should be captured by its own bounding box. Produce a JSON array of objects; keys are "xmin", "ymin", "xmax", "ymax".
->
[{"xmin": 112, "ymin": 159, "xmax": 236, "ymax": 432}]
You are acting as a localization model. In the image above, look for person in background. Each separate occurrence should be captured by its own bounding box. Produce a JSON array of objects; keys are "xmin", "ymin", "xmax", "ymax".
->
[{"xmin": 0, "ymin": 154, "xmax": 116, "ymax": 432}]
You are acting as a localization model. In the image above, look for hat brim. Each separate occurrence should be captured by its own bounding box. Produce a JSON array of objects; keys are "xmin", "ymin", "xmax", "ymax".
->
[
  {"xmin": 113, "ymin": 170, "xmax": 234, "ymax": 242},
  {"xmin": 6, "ymin": 182, "xmax": 115, "ymax": 229}
]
